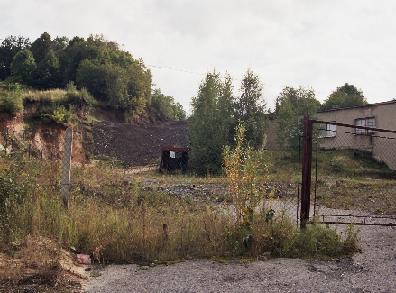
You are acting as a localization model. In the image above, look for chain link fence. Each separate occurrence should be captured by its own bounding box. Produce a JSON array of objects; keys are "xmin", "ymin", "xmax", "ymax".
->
[{"xmin": 310, "ymin": 120, "xmax": 396, "ymax": 226}]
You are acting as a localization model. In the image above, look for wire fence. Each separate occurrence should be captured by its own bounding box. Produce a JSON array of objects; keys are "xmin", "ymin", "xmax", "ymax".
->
[
  {"xmin": 262, "ymin": 143, "xmax": 303, "ymax": 227},
  {"xmin": 310, "ymin": 120, "xmax": 396, "ymax": 226}
]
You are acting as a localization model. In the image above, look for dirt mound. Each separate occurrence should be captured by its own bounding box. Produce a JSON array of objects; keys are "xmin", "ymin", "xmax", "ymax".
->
[
  {"xmin": 0, "ymin": 236, "xmax": 86, "ymax": 292},
  {"xmin": 92, "ymin": 121, "xmax": 189, "ymax": 166}
]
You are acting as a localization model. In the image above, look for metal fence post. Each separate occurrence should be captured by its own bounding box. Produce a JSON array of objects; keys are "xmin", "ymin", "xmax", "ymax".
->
[{"xmin": 300, "ymin": 116, "xmax": 313, "ymax": 229}]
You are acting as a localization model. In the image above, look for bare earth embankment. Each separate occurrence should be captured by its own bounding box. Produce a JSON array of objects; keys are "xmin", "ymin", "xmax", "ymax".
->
[{"xmin": 92, "ymin": 121, "xmax": 189, "ymax": 166}]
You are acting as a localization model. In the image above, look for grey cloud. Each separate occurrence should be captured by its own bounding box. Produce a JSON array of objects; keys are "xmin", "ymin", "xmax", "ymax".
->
[{"xmin": 1, "ymin": 0, "xmax": 395, "ymax": 112}]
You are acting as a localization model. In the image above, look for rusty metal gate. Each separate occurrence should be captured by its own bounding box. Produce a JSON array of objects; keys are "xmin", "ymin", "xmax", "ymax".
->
[{"xmin": 299, "ymin": 117, "xmax": 396, "ymax": 228}]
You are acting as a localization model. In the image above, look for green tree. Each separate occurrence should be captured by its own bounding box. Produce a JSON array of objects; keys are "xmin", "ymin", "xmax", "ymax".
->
[
  {"xmin": 189, "ymin": 72, "xmax": 234, "ymax": 175},
  {"xmin": 76, "ymin": 59, "xmax": 126, "ymax": 105},
  {"xmin": 223, "ymin": 124, "xmax": 271, "ymax": 225},
  {"xmin": 217, "ymin": 73, "xmax": 235, "ymax": 144},
  {"xmin": 151, "ymin": 89, "xmax": 186, "ymax": 120},
  {"xmin": 125, "ymin": 60, "xmax": 152, "ymax": 116},
  {"xmin": 10, "ymin": 49, "xmax": 36, "ymax": 83},
  {"xmin": 0, "ymin": 36, "xmax": 30, "ymax": 80},
  {"xmin": 235, "ymin": 69, "xmax": 266, "ymax": 148},
  {"xmin": 76, "ymin": 58, "xmax": 151, "ymax": 115},
  {"xmin": 32, "ymin": 49, "xmax": 61, "ymax": 87},
  {"xmin": 60, "ymin": 36, "xmax": 99, "ymax": 84},
  {"xmin": 3, "ymin": 32, "xmax": 153, "ymax": 117},
  {"xmin": 275, "ymin": 86, "xmax": 320, "ymax": 148},
  {"xmin": 51, "ymin": 36, "xmax": 69, "ymax": 51},
  {"xmin": 30, "ymin": 32, "xmax": 52, "ymax": 63},
  {"xmin": 322, "ymin": 83, "xmax": 366, "ymax": 110}
]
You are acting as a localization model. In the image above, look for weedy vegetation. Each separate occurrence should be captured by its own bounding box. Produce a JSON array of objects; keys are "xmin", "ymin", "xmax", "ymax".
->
[{"xmin": 0, "ymin": 126, "xmax": 359, "ymax": 265}]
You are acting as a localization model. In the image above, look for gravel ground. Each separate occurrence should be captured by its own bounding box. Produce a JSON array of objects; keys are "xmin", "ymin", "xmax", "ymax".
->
[{"xmin": 86, "ymin": 222, "xmax": 396, "ymax": 293}]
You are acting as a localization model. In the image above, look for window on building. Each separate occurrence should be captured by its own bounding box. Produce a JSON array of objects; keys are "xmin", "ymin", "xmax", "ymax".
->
[
  {"xmin": 355, "ymin": 117, "xmax": 376, "ymax": 135},
  {"xmin": 321, "ymin": 122, "xmax": 337, "ymax": 138}
]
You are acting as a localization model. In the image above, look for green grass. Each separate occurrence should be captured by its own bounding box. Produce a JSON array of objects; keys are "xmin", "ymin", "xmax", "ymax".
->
[
  {"xmin": 0, "ymin": 83, "xmax": 96, "ymax": 124},
  {"xmin": 315, "ymin": 177, "xmax": 396, "ymax": 214},
  {"xmin": 0, "ymin": 157, "xmax": 358, "ymax": 264}
]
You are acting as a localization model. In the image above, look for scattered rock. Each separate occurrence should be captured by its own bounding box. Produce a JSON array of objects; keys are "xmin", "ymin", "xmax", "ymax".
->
[{"xmin": 76, "ymin": 254, "xmax": 91, "ymax": 265}]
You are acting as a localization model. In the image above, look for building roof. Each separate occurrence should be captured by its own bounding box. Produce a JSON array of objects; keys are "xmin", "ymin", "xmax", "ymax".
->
[{"xmin": 318, "ymin": 100, "xmax": 396, "ymax": 113}]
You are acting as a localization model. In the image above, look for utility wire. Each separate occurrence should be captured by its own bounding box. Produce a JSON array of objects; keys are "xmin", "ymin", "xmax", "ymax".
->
[
  {"xmin": 147, "ymin": 63, "xmax": 246, "ymax": 85},
  {"xmin": 147, "ymin": 64, "xmax": 203, "ymax": 76}
]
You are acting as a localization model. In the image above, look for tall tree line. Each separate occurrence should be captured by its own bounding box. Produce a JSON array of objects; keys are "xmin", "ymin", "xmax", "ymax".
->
[
  {"xmin": 0, "ymin": 33, "xmax": 153, "ymax": 116},
  {"xmin": 189, "ymin": 69, "xmax": 367, "ymax": 173},
  {"xmin": 189, "ymin": 70, "xmax": 266, "ymax": 175}
]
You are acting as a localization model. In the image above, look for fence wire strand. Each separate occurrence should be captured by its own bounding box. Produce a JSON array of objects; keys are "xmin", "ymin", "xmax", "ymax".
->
[{"xmin": 311, "ymin": 121, "xmax": 396, "ymax": 226}]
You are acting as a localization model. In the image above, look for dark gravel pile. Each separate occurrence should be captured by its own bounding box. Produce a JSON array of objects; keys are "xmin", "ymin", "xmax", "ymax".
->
[{"xmin": 92, "ymin": 121, "xmax": 189, "ymax": 166}]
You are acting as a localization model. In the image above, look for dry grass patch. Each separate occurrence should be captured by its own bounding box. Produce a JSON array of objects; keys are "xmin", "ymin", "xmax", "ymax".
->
[
  {"xmin": 0, "ymin": 157, "xmax": 359, "ymax": 267},
  {"xmin": 0, "ymin": 235, "xmax": 84, "ymax": 292}
]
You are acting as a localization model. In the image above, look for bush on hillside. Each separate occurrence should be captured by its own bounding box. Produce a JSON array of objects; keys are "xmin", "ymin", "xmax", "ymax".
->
[
  {"xmin": 0, "ymin": 83, "xmax": 24, "ymax": 115},
  {"xmin": 151, "ymin": 89, "xmax": 186, "ymax": 120},
  {"xmin": 1, "ymin": 33, "xmax": 153, "ymax": 116}
]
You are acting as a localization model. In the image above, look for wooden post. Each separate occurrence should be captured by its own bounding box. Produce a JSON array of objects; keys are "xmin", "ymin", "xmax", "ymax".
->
[
  {"xmin": 163, "ymin": 224, "xmax": 169, "ymax": 242},
  {"xmin": 4, "ymin": 128, "xmax": 8, "ymax": 152},
  {"xmin": 60, "ymin": 127, "xmax": 73, "ymax": 208},
  {"xmin": 300, "ymin": 116, "xmax": 313, "ymax": 229}
]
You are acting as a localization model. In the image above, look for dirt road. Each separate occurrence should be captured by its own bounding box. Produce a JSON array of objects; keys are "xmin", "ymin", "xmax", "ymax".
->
[{"xmin": 86, "ymin": 223, "xmax": 396, "ymax": 292}]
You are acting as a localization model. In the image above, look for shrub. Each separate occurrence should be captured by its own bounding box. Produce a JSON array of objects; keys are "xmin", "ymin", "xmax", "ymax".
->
[
  {"xmin": 65, "ymin": 81, "xmax": 95, "ymax": 106},
  {"xmin": 0, "ymin": 84, "xmax": 24, "ymax": 114},
  {"xmin": 0, "ymin": 166, "xmax": 30, "ymax": 244},
  {"xmin": 151, "ymin": 89, "xmax": 186, "ymax": 121},
  {"xmin": 223, "ymin": 124, "xmax": 272, "ymax": 225},
  {"xmin": 277, "ymin": 223, "xmax": 359, "ymax": 258},
  {"xmin": 343, "ymin": 224, "xmax": 360, "ymax": 254},
  {"xmin": 50, "ymin": 106, "xmax": 70, "ymax": 124}
]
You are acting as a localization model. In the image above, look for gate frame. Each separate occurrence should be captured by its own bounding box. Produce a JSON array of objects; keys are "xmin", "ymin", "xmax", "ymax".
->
[
  {"xmin": 299, "ymin": 116, "xmax": 313, "ymax": 229},
  {"xmin": 299, "ymin": 117, "xmax": 396, "ymax": 228}
]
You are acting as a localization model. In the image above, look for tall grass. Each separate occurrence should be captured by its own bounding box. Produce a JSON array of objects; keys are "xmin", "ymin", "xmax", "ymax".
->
[
  {"xmin": 0, "ymin": 82, "xmax": 96, "ymax": 120},
  {"xmin": 0, "ymin": 158, "xmax": 359, "ymax": 264}
]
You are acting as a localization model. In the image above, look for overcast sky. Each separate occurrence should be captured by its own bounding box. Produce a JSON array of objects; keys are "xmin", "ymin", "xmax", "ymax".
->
[{"xmin": 1, "ymin": 0, "xmax": 395, "ymax": 112}]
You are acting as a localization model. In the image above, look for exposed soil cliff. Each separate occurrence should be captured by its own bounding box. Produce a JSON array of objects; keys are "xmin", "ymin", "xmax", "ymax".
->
[{"xmin": 0, "ymin": 103, "xmax": 189, "ymax": 167}]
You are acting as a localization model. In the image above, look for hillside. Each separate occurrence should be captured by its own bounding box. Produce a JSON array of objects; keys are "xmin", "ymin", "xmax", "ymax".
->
[
  {"xmin": 0, "ymin": 81, "xmax": 189, "ymax": 167},
  {"xmin": 0, "ymin": 96, "xmax": 189, "ymax": 167}
]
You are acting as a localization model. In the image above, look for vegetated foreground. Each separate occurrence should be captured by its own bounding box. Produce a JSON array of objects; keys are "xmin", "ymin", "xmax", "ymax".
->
[
  {"xmin": 87, "ymin": 177, "xmax": 396, "ymax": 292},
  {"xmin": 1, "ymin": 147, "xmax": 395, "ymax": 292},
  {"xmin": 87, "ymin": 224, "xmax": 395, "ymax": 292},
  {"xmin": 0, "ymin": 153, "xmax": 361, "ymax": 292}
]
